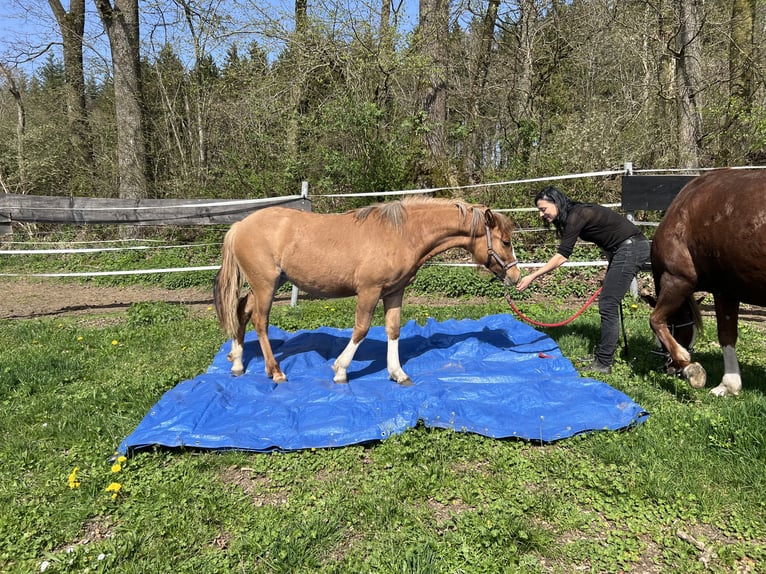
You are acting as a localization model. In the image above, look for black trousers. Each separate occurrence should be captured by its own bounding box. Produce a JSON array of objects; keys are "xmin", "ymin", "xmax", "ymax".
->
[{"xmin": 595, "ymin": 238, "xmax": 651, "ymax": 365}]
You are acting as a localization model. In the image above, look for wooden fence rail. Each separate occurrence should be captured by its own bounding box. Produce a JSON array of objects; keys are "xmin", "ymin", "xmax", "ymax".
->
[
  {"xmin": 0, "ymin": 193, "xmax": 311, "ymax": 234},
  {"xmin": 0, "ymin": 174, "xmax": 694, "ymax": 236}
]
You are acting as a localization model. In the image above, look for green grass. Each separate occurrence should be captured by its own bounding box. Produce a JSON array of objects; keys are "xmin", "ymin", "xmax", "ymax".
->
[{"xmin": 1, "ymin": 293, "xmax": 765, "ymax": 573}]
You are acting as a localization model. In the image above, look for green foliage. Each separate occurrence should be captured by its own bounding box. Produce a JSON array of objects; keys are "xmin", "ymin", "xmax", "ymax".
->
[
  {"xmin": 1, "ymin": 292, "xmax": 765, "ymax": 573},
  {"xmin": 127, "ymin": 301, "xmax": 189, "ymax": 327},
  {"xmin": 408, "ymin": 266, "xmax": 506, "ymax": 298}
]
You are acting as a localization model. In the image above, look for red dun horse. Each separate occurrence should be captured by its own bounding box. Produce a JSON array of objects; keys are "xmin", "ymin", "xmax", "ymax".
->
[
  {"xmin": 649, "ymin": 168, "xmax": 766, "ymax": 396},
  {"xmin": 214, "ymin": 197, "xmax": 521, "ymax": 384}
]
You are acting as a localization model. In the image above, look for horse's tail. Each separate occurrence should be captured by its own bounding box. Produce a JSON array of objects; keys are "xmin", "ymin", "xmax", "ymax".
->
[
  {"xmin": 687, "ymin": 295, "xmax": 704, "ymax": 330},
  {"xmin": 213, "ymin": 223, "xmax": 243, "ymax": 338}
]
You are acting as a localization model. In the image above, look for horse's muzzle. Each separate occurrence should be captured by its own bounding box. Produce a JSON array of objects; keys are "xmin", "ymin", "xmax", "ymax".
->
[{"xmin": 496, "ymin": 261, "xmax": 521, "ymax": 286}]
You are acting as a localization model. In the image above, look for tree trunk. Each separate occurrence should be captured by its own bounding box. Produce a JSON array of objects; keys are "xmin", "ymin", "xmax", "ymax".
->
[
  {"xmin": 675, "ymin": 0, "xmax": 703, "ymax": 169},
  {"xmin": 728, "ymin": 0, "xmax": 756, "ymax": 103},
  {"xmin": 0, "ymin": 64, "xmax": 26, "ymax": 193},
  {"xmin": 94, "ymin": 0, "xmax": 148, "ymax": 201},
  {"xmin": 48, "ymin": 0, "xmax": 95, "ymax": 190},
  {"xmin": 720, "ymin": 0, "xmax": 757, "ymax": 164},
  {"xmin": 461, "ymin": 0, "xmax": 499, "ymax": 181},
  {"xmin": 416, "ymin": 0, "xmax": 449, "ymax": 186}
]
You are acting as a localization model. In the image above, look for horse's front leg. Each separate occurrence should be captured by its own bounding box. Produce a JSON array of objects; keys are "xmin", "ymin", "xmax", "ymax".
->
[
  {"xmin": 383, "ymin": 292, "xmax": 411, "ymax": 386},
  {"xmin": 649, "ymin": 283, "xmax": 704, "ymax": 388},
  {"xmin": 710, "ymin": 297, "xmax": 742, "ymax": 397},
  {"xmin": 332, "ymin": 292, "xmax": 379, "ymax": 383}
]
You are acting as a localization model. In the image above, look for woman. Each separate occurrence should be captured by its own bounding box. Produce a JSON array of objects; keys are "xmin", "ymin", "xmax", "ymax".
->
[{"xmin": 516, "ymin": 185, "xmax": 650, "ymax": 374}]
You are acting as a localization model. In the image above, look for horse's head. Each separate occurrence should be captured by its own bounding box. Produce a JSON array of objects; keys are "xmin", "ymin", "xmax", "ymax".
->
[{"xmin": 482, "ymin": 209, "xmax": 521, "ymax": 287}]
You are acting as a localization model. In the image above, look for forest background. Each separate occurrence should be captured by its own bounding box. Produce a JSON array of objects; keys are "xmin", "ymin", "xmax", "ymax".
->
[{"xmin": 0, "ymin": 0, "xmax": 765, "ymax": 212}]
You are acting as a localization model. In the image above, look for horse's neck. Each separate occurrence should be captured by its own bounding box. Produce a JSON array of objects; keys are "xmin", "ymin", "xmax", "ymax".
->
[{"xmin": 408, "ymin": 207, "xmax": 476, "ymax": 262}]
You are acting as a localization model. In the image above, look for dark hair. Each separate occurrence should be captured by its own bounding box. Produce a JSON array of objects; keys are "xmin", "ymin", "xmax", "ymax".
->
[{"xmin": 534, "ymin": 185, "xmax": 578, "ymax": 238}]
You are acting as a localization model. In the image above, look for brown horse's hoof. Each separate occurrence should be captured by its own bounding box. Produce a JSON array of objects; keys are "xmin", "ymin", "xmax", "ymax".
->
[
  {"xmin": 683, "ymin": 362, "xmax": 707, "ymax": 389},
  {"xmin": 397, "ymin": 377, "xmax": 413, "ymax": 387}
]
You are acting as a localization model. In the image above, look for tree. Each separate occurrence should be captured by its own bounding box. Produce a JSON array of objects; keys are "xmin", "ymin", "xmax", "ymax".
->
[
  {"xmin": 675, "ymin": 0, "xmax": 704, "ymax": 168},
  {"xmin": 94, "ymin": 0, "xmax": 148, "ymax": 200},
  {"xmin": 415, "ymin": 0, "xmax": 450, "ymax": 186},
  {"xmin": 47, "ymin": 0, "xmax": 94, "ymax": 189},
  {"xmin": 0, "ymin": 63, "xmax": 26, "ymax": 192}
]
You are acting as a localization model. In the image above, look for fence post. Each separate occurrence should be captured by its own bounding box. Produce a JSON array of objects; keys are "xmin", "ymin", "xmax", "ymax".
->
[
  {"xmin": 622, "ymin": 162, "xmax": 641, "ymax": 299},
  {"xmin": 0, "ymin": 212, "xmax": 10, "ymax": 236},
  {"xmin": 290, "ymin": 181, "xmax": 310, "ymax": 307}
]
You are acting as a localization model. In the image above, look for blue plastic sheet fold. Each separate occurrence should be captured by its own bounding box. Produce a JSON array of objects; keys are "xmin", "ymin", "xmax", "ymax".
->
[{"xmin": 119, "ymin": 314, "xmax": 648, "ymax": 454}]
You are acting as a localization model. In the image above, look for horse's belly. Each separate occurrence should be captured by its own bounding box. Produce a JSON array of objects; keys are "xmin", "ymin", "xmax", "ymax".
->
[{"xmin": 696, "ymin": 263, "xmax": 766, "ymax": 306}]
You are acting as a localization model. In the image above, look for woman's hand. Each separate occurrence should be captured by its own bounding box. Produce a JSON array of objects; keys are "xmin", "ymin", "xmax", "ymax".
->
[{"xmin": 516, "ymin": 274, "xmax": 535, "ymax": 292}]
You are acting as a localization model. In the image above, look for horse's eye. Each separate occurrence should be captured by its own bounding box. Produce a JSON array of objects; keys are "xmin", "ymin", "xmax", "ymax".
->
[{"xmin": 502, "ymin": 239, "xmax": 511, "ymax": 247}]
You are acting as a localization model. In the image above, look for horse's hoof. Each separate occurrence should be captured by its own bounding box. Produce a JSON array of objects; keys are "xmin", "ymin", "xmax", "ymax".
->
[
  {"xmin": 683, "ymin": 363, "xmax": 707, "ymax": 389},
  {"xmin": 710, "ymin": 375, "xmax": 741, "ymax": 397},
  {"xmin": 333, "ymin": 371, "xmax": 349, "ymax": 384},
  {"xmin": 273, "ymin": 373, "xmax": 287, "ymax": 384},
  {"xmin": 397, "ymin": 377, "xmax": 413, "ymax": 386},
  {"xmin": 709, "ymin": 385, "xmax": 732, "ymax": 397}
]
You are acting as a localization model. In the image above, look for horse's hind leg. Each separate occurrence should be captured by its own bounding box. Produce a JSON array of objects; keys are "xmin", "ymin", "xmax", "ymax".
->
[
  {"xmin": 249, "ymin": 288, "xmax": 286, "ymax": 383},
  {"xmin": 332, "ymin": 291, "xmax": 379, "ymax": 384},
  {"xmin": 227, "ymin": 292, "xmax": 254, "ymax": 376},
  {"xmin": 710, "ymin": 297, "xmax": 742, "ymax": 397}
]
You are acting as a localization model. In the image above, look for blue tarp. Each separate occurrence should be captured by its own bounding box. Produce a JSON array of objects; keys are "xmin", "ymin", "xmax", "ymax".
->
[{"xmin": 118, "ymin": 314, "xmax": 648, "ymax": 454}]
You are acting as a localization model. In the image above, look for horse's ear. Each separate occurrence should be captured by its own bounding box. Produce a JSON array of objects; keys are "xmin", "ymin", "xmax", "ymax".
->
[{"xmin": 484, "ymin": 209, "xmax": 496, "ymax": 228}]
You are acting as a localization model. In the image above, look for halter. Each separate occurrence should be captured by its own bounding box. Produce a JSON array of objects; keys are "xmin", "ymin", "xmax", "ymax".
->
[
  {"xmin": 650, "ymin": 319, "xmax": 698, "ymax": 369},
  {"xmin": 485, "ymin": 224, "xmax": 519, "ymax": 281}
]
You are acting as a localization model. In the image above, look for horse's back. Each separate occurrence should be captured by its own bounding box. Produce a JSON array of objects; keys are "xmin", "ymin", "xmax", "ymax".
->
[{"xmin": 653, "ymin": 169, "xmax": 766, "ymax": 304}]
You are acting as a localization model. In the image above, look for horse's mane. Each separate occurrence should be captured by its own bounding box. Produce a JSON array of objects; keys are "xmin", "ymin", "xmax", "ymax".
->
[{"xmin": 353, "ymin": 197, "xmax": 486, "ymax": 236}]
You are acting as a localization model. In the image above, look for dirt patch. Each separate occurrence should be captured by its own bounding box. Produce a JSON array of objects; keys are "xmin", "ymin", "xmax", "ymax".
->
[
  {"xmin": 0, "ymin": 277, "xmax": 214, "ymax": 319},
  {"xmin": 4, "ymin": 276, "xmax": 766, "ymax": 327}
]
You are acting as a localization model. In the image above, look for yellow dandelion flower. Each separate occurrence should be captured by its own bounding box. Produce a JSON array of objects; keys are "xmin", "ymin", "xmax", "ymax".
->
[
  {"xmin": 111, "ymin": 340, "xmax": 119, "ymax": 346},
  {"xmin": 77, "ymin": 336, "xmax": 84, "ymax": 341},
  {"xmin": 105, "ymin": 482, "xmax": 122, "ymax": 499},
  {"xmin": 68, "ymin": 467, "xmax": 81, "ymax": 489},
  {"xmin": 117, "ymin": 455, "xmax": 127, "ymax": 464},
  {"xmin": 111, "ymin": 463, "xmax": 122, "ymax": 473}
]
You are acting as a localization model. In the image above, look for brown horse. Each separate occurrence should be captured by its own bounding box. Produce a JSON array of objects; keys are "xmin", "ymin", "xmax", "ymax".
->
[
  {"xmin": 213, "ymin": 197, "xmax": 521, "ymax": 384},
  {"xmin": 649, "ymin": 168, "xmax": 766, "ymax": 396}
]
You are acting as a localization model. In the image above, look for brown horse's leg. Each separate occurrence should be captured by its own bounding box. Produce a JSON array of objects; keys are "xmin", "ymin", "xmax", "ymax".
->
[
  {"xmin": 227, "ymin": 293, "xmax": 254, "ymax": 376},
  {"xmin": 332, "ymin": 291, "xmax": 380, "ymax": 384},
  {"xmin": 383, "ymin": 292, "xmax": 411, "ymax": 386},
  {"xmin": 711, "ymin": 296, "xmax": 742, "ymax": 397},
  {"xmin": 649, "ymin": 275, "xmax": 706, "ymax": 387}
]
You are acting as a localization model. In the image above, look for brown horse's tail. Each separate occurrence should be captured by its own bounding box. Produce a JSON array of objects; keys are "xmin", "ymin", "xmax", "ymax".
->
[
  {"xmin": 687, "ymin": 295, "xmax": 704, "ymax": 330},
  {"xmin": 213, "ymin": 223, "xmax": 243, "ymax": 339}
]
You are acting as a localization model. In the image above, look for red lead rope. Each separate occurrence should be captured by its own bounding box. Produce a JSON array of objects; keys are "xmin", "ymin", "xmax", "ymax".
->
[{"xmin": 505, "ymin": 287, "xmax": 603, "ymax": 328}]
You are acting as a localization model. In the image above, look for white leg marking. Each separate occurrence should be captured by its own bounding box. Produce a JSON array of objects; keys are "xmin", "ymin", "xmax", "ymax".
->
[
  {"xmin": 332, "ymin": 339, "xmax": 360, "ymax": 384},
  {"xmin": 710, "ymin": 345, "xmax": 742, "ymax": 397},
  {"xmin": 387, "ymin": 337, "xmax": 411, "ymax": 385},
  {"xmin": 228, "ymin": 339, "xmax": 244, "ymax": 376}
]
